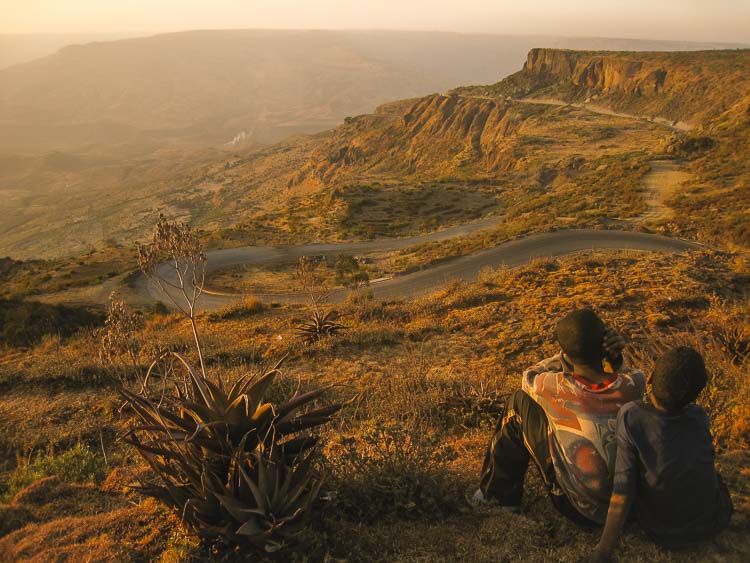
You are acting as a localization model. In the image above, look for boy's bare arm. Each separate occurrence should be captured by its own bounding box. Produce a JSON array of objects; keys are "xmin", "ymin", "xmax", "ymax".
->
[
  {"xmin": 590, "ymin": 492, "xmax": 634, "ymax": 561},
  {"xmin": 602, "ymin": 326, "xmax": 626, "ymax": 371}
]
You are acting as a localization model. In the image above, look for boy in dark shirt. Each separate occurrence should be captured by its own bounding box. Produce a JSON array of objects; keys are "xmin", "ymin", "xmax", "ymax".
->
[{"xmin": 591, "ymin": 346, "xmax": 733, "ymax": 560}]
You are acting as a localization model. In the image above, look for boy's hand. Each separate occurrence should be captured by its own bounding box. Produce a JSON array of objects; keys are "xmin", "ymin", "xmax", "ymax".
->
[
  {"xmin": 602, "ymin": 327, "xmax": 625, "ymax": 370},
  {"xmin": 603, "ymin": 327, "xmax": 626, "ymax": 356}
]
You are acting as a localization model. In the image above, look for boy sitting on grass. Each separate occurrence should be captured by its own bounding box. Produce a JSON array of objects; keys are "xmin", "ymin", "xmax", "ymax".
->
[
  {"xmin": 474, "ymin": 308, "xmax": 646, "ymax": 526},
  {"xmin": 590, "ymin": 346, "xmax": 733, "ymax": 561}
]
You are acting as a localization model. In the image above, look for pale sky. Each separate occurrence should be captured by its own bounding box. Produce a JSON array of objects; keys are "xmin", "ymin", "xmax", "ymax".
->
[{"xmin": 2, "ymin": 0, "xmax": 749, "ymax": 44}]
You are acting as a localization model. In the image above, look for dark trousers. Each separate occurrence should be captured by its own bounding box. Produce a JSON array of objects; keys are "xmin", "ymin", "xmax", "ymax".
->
[{"xmin": 479, "ymin": 389, "xmax": 596, "ymax": 525}]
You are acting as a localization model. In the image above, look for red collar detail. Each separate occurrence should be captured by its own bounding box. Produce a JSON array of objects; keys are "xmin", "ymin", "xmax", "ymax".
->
[{"xmin": 569, "ymin": 372, "xmax": 617, "ymax": 390}]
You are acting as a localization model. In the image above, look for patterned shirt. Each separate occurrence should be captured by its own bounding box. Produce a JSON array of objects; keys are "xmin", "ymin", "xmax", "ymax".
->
[{"xmin": 522, "ymin": 353, "xmax": 646, "ymax": 523}]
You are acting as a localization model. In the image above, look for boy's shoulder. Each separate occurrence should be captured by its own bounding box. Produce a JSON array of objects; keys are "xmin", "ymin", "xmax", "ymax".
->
[
  {"xmin": 618, "ymin": 400, "xmax": 710, "ymax": 431},
  {"xmin": 618, "ymin": 398, "xmax": 647, "ymax": 419},
  {"xmin": 619, "ymin": 368, "xmax": 646, "ymax": 390},
  {"xmin": 616, "ymin": 399, "xmax": 651, "ymax": 442}
]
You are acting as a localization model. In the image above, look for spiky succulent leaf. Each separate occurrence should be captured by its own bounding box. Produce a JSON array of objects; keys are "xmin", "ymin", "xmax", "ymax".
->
[{"xmin": 121, "ymin": 351, "xmax": 340, "ymax": 552}]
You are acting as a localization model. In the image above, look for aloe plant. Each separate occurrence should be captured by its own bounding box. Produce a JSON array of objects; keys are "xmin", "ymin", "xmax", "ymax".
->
[
  {"xmin": 122, "ymin": 352, "xmax": 341, "ymax": 550},
  {"xmin": 296, "ymin": 309, "xmax": 346, "ymax": 344}
]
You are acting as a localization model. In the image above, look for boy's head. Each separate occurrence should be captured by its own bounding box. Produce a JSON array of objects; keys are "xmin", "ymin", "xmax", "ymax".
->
[
  {"xmin": 651, "ymin": 346, "xmax": 707, "ymax": 412},
  {"xmin": 556, "ymin": 308, "xmax": 606, "ymax": 367}
]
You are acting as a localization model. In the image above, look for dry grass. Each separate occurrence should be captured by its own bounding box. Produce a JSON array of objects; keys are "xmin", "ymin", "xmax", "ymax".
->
[{"xmin": 0, "ymin": 249, "xmax": 748, "ymax": 561}]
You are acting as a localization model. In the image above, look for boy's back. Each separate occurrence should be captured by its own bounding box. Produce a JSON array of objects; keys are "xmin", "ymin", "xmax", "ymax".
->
[
  {"xmin": 523, "ymin": 360, "xmax": 645, "ymax": 523},
  {"xmin": 615, "ymin": 400, "xmax": 733, "ymax": 548}
]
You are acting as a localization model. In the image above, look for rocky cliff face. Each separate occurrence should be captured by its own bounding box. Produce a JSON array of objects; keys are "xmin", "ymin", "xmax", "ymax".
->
[
  {"xmin": 480, "ymin": 48, "xmax": 750, "ymax": 126},
  {"xmin": 304, "ymin": 94, "xmax": 523, "ymax": 183},
  {"xmin": 524, "ymin": 48, "xmax": 669, "ymax": 97}
]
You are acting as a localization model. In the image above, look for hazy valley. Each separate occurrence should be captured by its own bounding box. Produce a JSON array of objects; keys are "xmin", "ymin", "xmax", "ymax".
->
[
  {"xmin": 2, "ymin": 31, "xmax": 749, "ymax": 258},
  {"xmin": 0, "ymin": 24, "xmax": 749, "ymax": 563}
]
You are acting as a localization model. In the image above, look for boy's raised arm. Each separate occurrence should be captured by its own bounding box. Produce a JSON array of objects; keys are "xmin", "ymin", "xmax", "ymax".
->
[{"xmin": 602, "ymin": 326, "xmax": 626, "ymax": 372}]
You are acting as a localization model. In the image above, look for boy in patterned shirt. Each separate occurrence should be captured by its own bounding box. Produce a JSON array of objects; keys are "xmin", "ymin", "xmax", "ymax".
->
[{"xmin": 473, "ymin": 309, "xmax": 646, "ymax": 525}]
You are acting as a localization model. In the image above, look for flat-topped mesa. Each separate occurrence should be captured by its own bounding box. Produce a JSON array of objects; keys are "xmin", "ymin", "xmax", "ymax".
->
[
  {"xmin": 480, "ymin": 47, "xmax": 750, "ymax": 128},
  {"xmin": 524, "ymin": 48, "xmax": 578, "ymax": 76},
  {"xmin": 524, "ymin": 48, "xmax": 668, "ymax": 96}
]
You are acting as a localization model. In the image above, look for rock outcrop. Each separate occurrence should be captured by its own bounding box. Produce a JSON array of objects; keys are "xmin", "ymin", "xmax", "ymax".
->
[
  {"xmin": 524, "ymin": 48, "xmax": 668, "ymax": 97},
  {"xmin": 455, "ymin": 48, "xmax": 750, "ymax": 128},
  {"xmin": 304, "ymin": 94, "xmax": 523, "ymax": 182}
]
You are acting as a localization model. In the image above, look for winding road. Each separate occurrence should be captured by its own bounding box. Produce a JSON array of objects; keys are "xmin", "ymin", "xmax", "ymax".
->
[
  {"xmin": 516, "ymin": 97, "xmax": 694, "ymax": 132},
  {"xmin": 142, "ymin": 229, "xmax": 701, "ymax": 311},
  {"xmin": 137, "ymin": 96, "xmax": 699, "ymax": 311}
]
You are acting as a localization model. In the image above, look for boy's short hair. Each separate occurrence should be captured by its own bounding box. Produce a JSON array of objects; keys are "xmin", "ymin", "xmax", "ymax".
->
[
  {"xmin": 556, "ymin": 308, "xmax": 605, "ymax": 366},
  {"xmin": 651, "ymin": 346, "xmax": 708, "ymax": 412}
]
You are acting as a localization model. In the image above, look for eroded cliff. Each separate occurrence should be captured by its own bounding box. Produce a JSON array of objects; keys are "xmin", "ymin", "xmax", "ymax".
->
[
  {"xmin": 458, "ymin": 48, "xmax": 750, "ymax": 128},
  {"xmin": 302, "ymin": 94, "xmax": 525, "ymax": 183}
]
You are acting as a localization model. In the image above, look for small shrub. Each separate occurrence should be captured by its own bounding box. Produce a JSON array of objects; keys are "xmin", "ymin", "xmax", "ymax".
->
[
  {"xmin": 334, "ymin": 255, "xmax": 370, "ymax": 290},
  {"xmin": 0, "ymin": 298, "xmax": 103, "ymax": 348},
  {"xmin": 209, "ymin": 296, "xmax": 266, "ymax": 321},
  {"xmin": 704, "ymin": 296, "xmax": 750, "ymax": 364},
  {"xmin": 439, "ymin": 382, "xmax": 507, "ymax": 430},
  {"xmin": 5, "ymin": 443, "xmax": 105, "ymax": 501},
  {"xmin": 151, "ymin": 302, "xmax": 170, "ymax": 315},
  {"xmin": 296, "ymin": 309, "xmax": 346, "ymax": 344},
  {"xmin": 100, "ymin": 299, "xmax": 146, "ymax": 386}
]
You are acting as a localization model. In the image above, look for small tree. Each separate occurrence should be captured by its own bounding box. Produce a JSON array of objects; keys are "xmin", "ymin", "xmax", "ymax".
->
[
  {"xmin": 296, "ymin": 256, "xmax": 329, "ymax": 314},
  {"xmin": 137, "ymin": 215, "xmax": 207, "ymax": 377}
]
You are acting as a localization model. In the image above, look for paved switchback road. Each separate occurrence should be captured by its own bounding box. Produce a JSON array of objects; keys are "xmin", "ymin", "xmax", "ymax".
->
[
  {"xmin": 138, "ymin": 95, "xmax": 700, "ymax": 311},
  {"xmin": 515, "ymin": 98, "xmax": 694, "ymax": 132},
  {"xmin": 143, "ymin": 229, "xmax": 701, "ymax": 311}
]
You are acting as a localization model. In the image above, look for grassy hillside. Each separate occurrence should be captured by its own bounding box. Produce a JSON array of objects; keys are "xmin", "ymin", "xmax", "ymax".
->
[
  {"xmin": 0, "ymin": 249, "xmax": 747, "ymax": 560},
  {"xmin": 4, "ymin": 48, "xmax": 749, "ymax": 259},
  {"xmin": 200, "ymin": 95, "xmax": 665, "ymax": 249},
  {"xmin": 453, "ymin": 48, "xmax": 750, "ymax": 248}
]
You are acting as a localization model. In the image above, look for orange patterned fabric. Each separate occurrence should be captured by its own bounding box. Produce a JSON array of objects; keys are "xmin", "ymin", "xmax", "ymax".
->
[{"xmin": 522, "ymin": 354, "xmax": 645, "ymax": 523}]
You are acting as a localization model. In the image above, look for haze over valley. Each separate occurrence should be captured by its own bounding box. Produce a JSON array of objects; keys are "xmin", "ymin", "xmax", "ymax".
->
[{"xmin": 1, "ymin": 29, "xmax": 748, "ymax": 258}]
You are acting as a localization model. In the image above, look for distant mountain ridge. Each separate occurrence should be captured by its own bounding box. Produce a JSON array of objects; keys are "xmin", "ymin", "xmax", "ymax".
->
[
  {"xmin": 1, "ymin": 30, "xmax": 747, "ymax": 154},
  {"xmin": 0, "ymin": 32, "xmax": 140, "ymax": 69}
]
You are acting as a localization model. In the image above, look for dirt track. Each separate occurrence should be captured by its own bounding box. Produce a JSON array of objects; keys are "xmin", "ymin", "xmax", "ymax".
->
[{"xmin": 637, "ymin": 160, "xmax": 693, "ymax": 222}]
